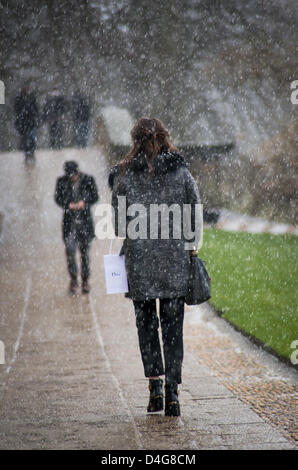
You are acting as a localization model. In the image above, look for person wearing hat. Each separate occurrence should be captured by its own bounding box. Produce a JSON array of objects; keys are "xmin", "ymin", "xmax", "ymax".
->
[{"xmin": 55, "ymin": 161, "xmax": 99, "ymax": 294}]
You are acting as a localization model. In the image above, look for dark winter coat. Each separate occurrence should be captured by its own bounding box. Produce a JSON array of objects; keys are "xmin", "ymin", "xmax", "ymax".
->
[
  {"xmin": 72, "ymin": 95, "xmax": 90, "ymax": 123},
  {"xmin": 43, "ymin": 96, "xmax": 68, "ymax": 124},
  {"xmin": 14, "ymin": 92, "xmax": 39, "ymax": 135},
  {"xmin": 55, "ymin": 173, "xmax": 99, "ymax": 242},
  {"xmin": 109, "ymin": 152, "xmax": 202, "ymax": 301}
]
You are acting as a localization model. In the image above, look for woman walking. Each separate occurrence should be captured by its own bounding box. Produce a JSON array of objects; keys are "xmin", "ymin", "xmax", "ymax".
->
[{"xmin": 109, "ymin": 117, "xmax": 202, "ymax": 416}]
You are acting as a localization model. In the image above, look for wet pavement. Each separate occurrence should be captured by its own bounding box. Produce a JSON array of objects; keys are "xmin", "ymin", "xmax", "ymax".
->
[{"xmin": 0, "ymin": 147, "xmax": 297, "ymax": 450}]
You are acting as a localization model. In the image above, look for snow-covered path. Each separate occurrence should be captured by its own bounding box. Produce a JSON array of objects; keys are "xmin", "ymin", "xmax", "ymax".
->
[{"xmin": 0, "ymin": 148, "xmax": 295, "ymax": 450}]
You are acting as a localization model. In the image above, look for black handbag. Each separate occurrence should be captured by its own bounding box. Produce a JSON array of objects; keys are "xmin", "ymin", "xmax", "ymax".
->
[{"xmin": 185, "ymin": 251, "xmax": 211, "ymax": 305}]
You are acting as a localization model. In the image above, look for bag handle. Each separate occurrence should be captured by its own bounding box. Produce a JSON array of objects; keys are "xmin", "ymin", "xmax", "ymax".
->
[{"xmin": 108, "ymin": 238, "xmax": 123, "ymax": 256}]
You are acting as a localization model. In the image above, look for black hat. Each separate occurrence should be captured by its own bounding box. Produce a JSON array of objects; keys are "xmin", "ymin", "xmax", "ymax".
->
[{"xmin": 64, "ymin": 161, "xmax": 79, "ymax": 177}]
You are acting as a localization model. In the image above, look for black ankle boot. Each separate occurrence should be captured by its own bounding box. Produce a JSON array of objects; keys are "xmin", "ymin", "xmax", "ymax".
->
[
  {"xmin": 165, "ymin": 381, "xmax": 180, "ymax": 416},
  {"xmin": 69, "ymin": 276, "xmax": 78, "ymax": 294},
  {"xmin": 147, "ymin": 378, "xmax": 163, "ymax": 413}
]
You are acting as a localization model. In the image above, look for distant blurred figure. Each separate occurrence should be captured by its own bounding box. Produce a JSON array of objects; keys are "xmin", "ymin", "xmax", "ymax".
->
[
  {"xmin": 14, "ymin": 86, "xmax": 39, "ymax": 162},
  {"xmin": 55, "ymin": 161, "xmax": 99, "ymax": 295},
  {"xmin": 71, "ymin": 91, "xmax": 90, "ymax": 148},
  {"xmin": 43, "ymin": 90, "xmax": 68, "ymax": 149}
]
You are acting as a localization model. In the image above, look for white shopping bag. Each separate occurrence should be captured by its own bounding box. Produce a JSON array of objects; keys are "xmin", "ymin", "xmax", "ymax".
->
[{"xmin": 103, "ymin": 243, "xmax": 128, "ymax": 294}]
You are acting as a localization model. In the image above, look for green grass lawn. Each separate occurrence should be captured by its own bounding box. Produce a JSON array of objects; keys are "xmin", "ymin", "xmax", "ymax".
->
[{"xmin": 199, "ymin": 227, "xmax": 298, "ymax": 362}]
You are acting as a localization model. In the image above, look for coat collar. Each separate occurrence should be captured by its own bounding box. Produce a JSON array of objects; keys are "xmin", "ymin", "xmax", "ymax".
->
[{"xmin": 108, "ymin": 152, "xmax": 188, "ymax": 189}]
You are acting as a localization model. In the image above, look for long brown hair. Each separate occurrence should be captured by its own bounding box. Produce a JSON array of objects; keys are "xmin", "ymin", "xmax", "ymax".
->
[{"xmin": 119, "ymin": 117, "xmax": 177, "ymax": 175}]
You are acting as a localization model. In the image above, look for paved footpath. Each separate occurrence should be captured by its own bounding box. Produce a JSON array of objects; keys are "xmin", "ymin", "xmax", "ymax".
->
[{"xmin": 0, "ymin": 148, "xmax": 296, "ymax": 450}]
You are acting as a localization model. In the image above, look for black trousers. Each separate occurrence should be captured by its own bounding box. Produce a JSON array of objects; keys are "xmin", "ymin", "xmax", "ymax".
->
[
  {"xmin": 65, "ymin": 230, "xmax": 90, "ymax": 281},
  {"xmin": 21, "ymin": 128, "xmax": 37, "ymax": 156},
  {"xmin": 133, "ymin": 297, "xmax": 185, "ymax": 384}
]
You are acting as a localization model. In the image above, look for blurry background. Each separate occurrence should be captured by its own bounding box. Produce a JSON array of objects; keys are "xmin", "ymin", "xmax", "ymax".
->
[{"xmin": 0, "ymin": 0, "xmax": 297, "ymax": 223}]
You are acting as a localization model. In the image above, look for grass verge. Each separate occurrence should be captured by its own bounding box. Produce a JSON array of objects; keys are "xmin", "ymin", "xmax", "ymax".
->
[{"xmin": 199, "ymin": 227, "xmax": 298, "ymax": 363}]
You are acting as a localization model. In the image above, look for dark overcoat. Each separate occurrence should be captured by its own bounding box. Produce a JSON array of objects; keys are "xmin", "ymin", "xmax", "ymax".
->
[
  {"xmin": 109, "ymin": 152, "xmax": 202, "ymax": 301},
  {"xmin": 14, "ymin": 92, "xmax": 39, "ymax": 135},
  {"xmin": 55, "ymin": 173, "xmax": 99, "ymax": 242}
]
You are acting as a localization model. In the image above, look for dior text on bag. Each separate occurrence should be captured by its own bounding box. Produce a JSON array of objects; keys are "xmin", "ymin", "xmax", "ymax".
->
[{"xmin": 104, "ymin": 241, "xmax": 129, "ymax": 294}]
